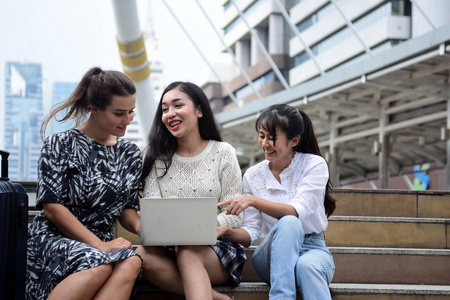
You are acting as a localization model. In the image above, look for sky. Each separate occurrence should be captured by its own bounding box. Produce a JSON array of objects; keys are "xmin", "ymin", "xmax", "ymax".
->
[{"xmin": 0, "ymin": 0, "xmax": 229, "ymax": 147}]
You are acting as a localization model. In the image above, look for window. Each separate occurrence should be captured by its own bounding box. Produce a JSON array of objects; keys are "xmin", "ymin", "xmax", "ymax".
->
[
  {"xmin": 293, "ymin": 1, "xmax": 398, "ymax": 67},
  {"xmin": 224, "ymin": 1, "xmax": 262, "ymax": 34},
  {"xmin": 235, "ymin": 71, "xmax": 275, "ymax": 99}
]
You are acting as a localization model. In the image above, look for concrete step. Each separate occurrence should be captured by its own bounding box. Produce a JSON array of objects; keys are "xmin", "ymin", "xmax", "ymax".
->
[
  {"xmin": 133, "ymin": 282, "xmax": 450, "ymax": 299},
  {"xmin": 27, "ymin": 189, "xmax": 450, "ymax": 219},
  {"xmin": 326, "ymin": 216, "xmax": 449, "ymax": 248},
  {"xmin": 24, "ymin": 190, "xmax": 450, "ymax": 218},
  {"xmin": 26, "ymin": 188, "xmax": 450, "ymax": 219},
  {"xmin": 331, "ymin": 189, "xmax": 450, "ymax": 218},
  {"xmin": 115, "ymin": 216, "xmax": 450, "ymax": 249},
  {"xmin": 241, "ymin": 247, "xmax": 450, "ymax": 285},
  {"xmin": 31, "ymin": 213, "xmax": 450, "ymax": 250},
  {"xmin": 331, "ymin": 247, "xmax": 450, "ymax": 285},
  {"xmin": 330, "ymin": 283, "xmax": 450, "ymax": 300},
  {"xmin": 30, "ymin": 214, "xmax": 450, "ymax": 251}
]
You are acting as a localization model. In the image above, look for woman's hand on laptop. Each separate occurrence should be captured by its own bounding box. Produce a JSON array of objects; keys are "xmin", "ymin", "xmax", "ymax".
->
[
  {"xmin": 216, "ymin": 225, "xmax": 252, "ymax": 246},
  {"xmin": 216, "ymin": 226, "xmax": 228, "ymax": 238}
]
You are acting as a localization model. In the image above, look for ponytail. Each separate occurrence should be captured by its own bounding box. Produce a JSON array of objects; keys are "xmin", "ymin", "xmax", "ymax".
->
[
  {"xmin": 40, "ymin": 67, "xmax": 135, "ymax": 139},
  {"xmin": 297, "ymin": 110, "xmax": 336, "ymax": 216}
]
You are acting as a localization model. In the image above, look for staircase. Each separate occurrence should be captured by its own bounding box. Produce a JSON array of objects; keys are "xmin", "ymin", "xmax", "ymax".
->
[
  {"xmin": 122, "ymin": 189, "xmax": 450, "ymax": 299},
  {"xmin": 324, "ymin": 189, "xmax": 450, "ymax": 300}
]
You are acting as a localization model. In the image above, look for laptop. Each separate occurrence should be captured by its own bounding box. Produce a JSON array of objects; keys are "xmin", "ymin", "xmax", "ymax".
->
[{"xmin": 140, "ymin": 197, "xmax": 218, "ymax": 246}]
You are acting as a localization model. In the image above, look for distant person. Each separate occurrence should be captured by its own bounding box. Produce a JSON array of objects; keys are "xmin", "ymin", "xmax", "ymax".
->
[
  {"xmin": 136, "ymin": 81, "xmax": 245, "ymax": 300},
  {"xmin": 26, "ymin": 67, "xmax": 142, "ymax": 300},
  {"xmin": 218, "ymin": 104, "xmax": 337, "ymax": 300}
]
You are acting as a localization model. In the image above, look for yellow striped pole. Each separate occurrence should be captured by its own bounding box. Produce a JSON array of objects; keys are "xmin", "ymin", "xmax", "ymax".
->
[{"xmin": 117, "ymin": 34, "xmax": 151, "ymax": 82}]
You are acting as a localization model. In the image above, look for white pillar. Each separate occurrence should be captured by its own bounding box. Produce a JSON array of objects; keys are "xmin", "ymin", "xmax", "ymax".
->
[
  {"xmin": 329, "ymin": 117, "xmax": 340, "ymax": 187},
  {"xmin": 379, "ymin": 134, "xmax": 390, "ymax": 189},
  {"xmin": 111, "ymin": 0, "xmax": 157, "ymax": 135},
  {"xmin": 251, "ymin": 27, "xmax": 267, "ymax": 65},
  {"xmin": 445, "ymin": 91, "xmax": 450, "ymax": 190},
  {"xmin": 378, "ymin": 105, "xmax": 389, "ymax": 189},
  {"xmin": 235, "ymin": 40, "xmax": 251, "ymax": 69},
  {"xmin": 268, "ymin": 14, "xmax": 284, "ymax": 54}
]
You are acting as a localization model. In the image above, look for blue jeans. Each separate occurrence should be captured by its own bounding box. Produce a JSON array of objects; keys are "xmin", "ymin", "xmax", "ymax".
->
[{"xmin": 251, "ymin": 215, "xmax": 335, "ymax": 300}]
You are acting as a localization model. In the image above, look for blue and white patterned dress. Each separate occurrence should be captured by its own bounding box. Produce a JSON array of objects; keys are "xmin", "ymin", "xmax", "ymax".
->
[{"xmin": 26, "ymin": 128, "xmax": 142, "ymax": 300}]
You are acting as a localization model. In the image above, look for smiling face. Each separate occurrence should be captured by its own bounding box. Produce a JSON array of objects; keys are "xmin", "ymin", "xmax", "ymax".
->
[
  {"xmin": 161, "ymin": 87, "xmax": 203, "ymax": 140},
  {"xmin": 258, "ymin": 125, "xmax": 299, "ymax": 166},
  {"xmin": 92, "ymin": 94, "xmax": 136, "ymax": 137}
]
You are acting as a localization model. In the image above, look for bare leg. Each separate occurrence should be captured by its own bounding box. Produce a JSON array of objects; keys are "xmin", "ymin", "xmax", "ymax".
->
[
  {"xmin": 177, "ymin": 245, "xmax": 232, "ymax": 300},
  {"xmin": 47, "ymin": 264, "xmax": 112, "ymax": 300},
  {"xmin": 136, "ymin": 245, "xmax": 232, "ymax": 300},
  {"xmin": 135, "ymin": 245, "xmax": 185, "ymax": 295},
  {"xmin": 94, "ymin": 255, "xmax": 142, "ymax": 300}
]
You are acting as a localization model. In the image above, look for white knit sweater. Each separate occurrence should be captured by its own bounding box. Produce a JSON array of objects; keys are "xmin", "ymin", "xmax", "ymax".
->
[{"xmin": 142, "ymin": 140, "xmax": 243, "ymax": 228}]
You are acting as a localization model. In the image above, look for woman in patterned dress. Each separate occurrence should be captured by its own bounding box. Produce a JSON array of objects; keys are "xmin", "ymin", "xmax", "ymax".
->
[
  {"xmin": 136, "ymin": 81, "xmax": 245, "ymax": 300},
  {"xmin": 218, "ymin": 104, "xmax": 337, "ymax": 300},
  {"xmin": 26, "ymin": 67, "xmax": 143, "ymax": 300}
]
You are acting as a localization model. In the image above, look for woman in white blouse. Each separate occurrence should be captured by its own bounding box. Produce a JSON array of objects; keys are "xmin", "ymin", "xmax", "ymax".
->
[
  {"xmin": 136, "ymin": 81, "xmax": 245, "ymax": 300},
  {"xmin": 218, "ymin": 104, "xmax": 336, "ymax": 300}
]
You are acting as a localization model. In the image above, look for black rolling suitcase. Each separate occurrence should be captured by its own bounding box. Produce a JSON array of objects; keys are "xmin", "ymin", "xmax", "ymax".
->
[{"xmin": 0, "ymin": 150, "xmax": 28, "ymax": 300}]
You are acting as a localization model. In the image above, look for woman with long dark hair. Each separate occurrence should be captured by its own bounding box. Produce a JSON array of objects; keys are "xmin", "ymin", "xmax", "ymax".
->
[
  {"xmin": 136, "ymin": 81, "xmax": 245, "ymax": 300},
  {"xmin": 219, "ymin": 104, "xmax": 336, "ymax": 300}
]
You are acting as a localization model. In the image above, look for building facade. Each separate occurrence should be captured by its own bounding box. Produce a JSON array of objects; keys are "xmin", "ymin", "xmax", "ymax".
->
[
  {"xmin": 203, "ymin": 0, "xmax": 450, "ymax": 189},
  {"xmin": 4, "ymin": 62, "xmax": 44, "ymax": 181},
  {"xmin": 210, "ymin": 0, "xmax": 416, "ymax": 109}
]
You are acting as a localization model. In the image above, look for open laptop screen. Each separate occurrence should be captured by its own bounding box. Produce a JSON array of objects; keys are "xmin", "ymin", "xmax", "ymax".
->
[{"xmin": 140, "ymin": 197, "xmax": 217, "ymax": 246}]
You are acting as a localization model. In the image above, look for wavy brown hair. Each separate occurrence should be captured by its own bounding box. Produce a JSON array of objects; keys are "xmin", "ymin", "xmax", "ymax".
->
[{"xmin": 40, "ymin": 67, "xmax": 136, "ymax": 139}]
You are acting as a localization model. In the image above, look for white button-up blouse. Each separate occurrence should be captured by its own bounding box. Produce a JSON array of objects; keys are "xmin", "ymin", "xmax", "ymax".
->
[{"xmin": 240, "ymin": 152, "xmax": 329, "ymax": 245}]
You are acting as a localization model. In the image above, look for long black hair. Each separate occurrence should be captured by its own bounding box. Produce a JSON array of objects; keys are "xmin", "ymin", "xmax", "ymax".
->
[
  {"xmin": 256, "ymin": 104, "xmax": 336, "ymax": 217},
  {"xmin": 41, "ymin": 67, "xmax": 136, "ymax": 139},
  {"xmin": 141, "ymin": 81, "xmax": 222, "ymax": 188}
]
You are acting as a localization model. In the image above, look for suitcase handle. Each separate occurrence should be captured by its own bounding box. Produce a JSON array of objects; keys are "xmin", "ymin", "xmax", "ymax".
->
[{"xmin": 0, "ymin": 149, "xmax": 9, "ymax": 181}]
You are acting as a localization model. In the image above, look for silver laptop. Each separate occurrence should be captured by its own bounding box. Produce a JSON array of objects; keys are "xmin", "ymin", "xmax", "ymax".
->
[{"xmin": 140, "ymin": 197, "xmax": 218, "ymax": 246}]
